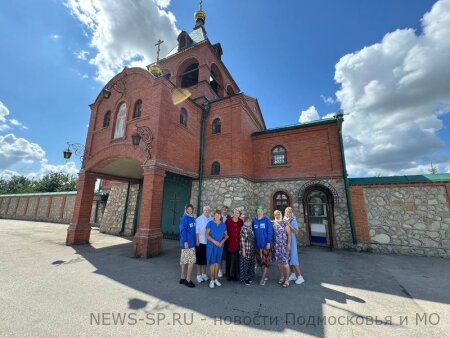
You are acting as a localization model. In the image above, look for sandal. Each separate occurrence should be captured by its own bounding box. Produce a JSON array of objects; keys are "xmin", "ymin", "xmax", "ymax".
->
[
  {"xmin": 278, "ymin": 278, "xmax": 284, "ymax": 285},
  {"xmin": 282, "ymin": 280, "xmax": 290, "ymax": 288}
]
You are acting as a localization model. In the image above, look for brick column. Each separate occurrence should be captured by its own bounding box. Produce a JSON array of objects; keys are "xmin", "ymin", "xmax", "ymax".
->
[
  {"xmin": 66, "ymin": 171, "xmax": 96, "ymax": 245},
  {"xmin": 349, "ymin": 185, "xmax": 370, "ymax": 243},
  {"xmin": 133, "ymin": 167, "xmax": 165, "ymax": 258}
]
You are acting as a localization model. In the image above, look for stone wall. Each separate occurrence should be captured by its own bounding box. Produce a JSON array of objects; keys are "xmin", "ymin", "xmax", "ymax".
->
[
  {"xmin": 191, "ymin": 177, "xmax": 352, "ymax": 248},
  {"xmin": 0, "ymin": 192, "xmax": 76, "ymax": 223},
  {"xmin": 0, "ymin": 192, "xmax": 104, "ymax": 224},
  {"xmin": 99, "ymin": 182, "xmax": 139, "ymax": 236},
  {"xmin": 350, "ymin": 184, "xmax": 450, "ymax": 258}
]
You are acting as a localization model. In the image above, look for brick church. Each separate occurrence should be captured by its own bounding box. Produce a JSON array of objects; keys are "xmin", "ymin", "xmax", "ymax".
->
[{"xmin": 66, "ymin": 4, "xmax": 355, "ymax": 258}]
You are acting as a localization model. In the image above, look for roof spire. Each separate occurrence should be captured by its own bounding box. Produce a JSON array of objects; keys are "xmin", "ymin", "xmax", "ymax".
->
[
  {"xmin": 148, "ymin": 38, "xmax": 163, "ymax": 78},
  {"xmin": 194, "ymin": 0, "xmax": 206, "ymax": 28},
  {"xmin": 155, "ymin": 39, "xmax": 164, "ymax": 63}
]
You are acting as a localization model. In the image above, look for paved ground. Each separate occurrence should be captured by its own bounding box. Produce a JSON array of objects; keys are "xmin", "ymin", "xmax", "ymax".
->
[{"xmin": 0, "ymin": 219, "xmax": 449, "ymax": 338}]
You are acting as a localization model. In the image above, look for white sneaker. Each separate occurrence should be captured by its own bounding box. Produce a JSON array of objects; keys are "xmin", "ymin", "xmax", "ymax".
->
[
  {"xmin": 295, "ymin": 276, "xmax": 305, "ymax": 285},
  {"xmin": 202, "ymin": 274, "xmax": 208, "ymax": 281},
  {"xmin": 196, "ymin": 275, "xmax": 203, "ymax": 283},
  {"xmin": 289, "ymin": 273, "xmax": 297, "ymax": 281},
  {"xmin": 214, "ymin": 279, "xmax": 222, "ymax": 287},
  {"xmin": 209, "ymin": 280, "xmax": 215, "ymax": 289},
  {"xmin": 218, "ymin": 270, "xmax": 223, "ymax": 277}
]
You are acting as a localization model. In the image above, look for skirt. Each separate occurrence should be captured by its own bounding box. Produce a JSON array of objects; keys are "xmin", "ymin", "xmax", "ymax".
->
[
  {"xmin": 195, "ymin": 243, "xmax": 207, "ymax": 265},
  {"xmin": 180, "ymin": 248, "xmax": 196, "ymax": 264}
]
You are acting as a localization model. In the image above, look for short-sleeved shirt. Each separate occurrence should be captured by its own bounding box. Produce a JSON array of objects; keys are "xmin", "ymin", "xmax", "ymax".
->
[
  {"xmin": 206, "ymin": 221, "xmax": 227, "ymax": 242},
  {"xmin": 195, "ymin": 214, "xmax": 212, "ymax": 244}
]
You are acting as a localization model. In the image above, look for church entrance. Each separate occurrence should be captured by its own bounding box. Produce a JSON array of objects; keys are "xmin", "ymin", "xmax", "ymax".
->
[
  {"xmin": 161, "ymin": 173, "xmax": 192, "ymax": 240},
  {"xmin": 304, "ymin": 188, "xmax": 334, "ymax": 248}
]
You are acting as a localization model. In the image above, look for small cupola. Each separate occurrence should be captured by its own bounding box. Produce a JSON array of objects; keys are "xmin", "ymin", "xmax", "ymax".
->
[{"xmin": 194, "ymin": 1, "xmax": 206, "ymax": 28}]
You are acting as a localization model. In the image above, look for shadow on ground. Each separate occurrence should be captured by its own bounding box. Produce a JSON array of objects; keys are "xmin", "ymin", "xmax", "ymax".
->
[{"xmin": 67, "ymin": 229, "xmax": 450, "ymax": 337}]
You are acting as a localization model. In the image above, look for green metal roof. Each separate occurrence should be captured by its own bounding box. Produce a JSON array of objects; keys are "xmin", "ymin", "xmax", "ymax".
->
[
  {"xmin": 166, "ymin": 27, "xmax": 208, "ymax": 58},
  {"xmin": 251, "ymin": 118, "xmax": 337, "ymax": 136},
  {"xmin": 349, "ymin": 174, "xmax": 450, "ymax": 185}
]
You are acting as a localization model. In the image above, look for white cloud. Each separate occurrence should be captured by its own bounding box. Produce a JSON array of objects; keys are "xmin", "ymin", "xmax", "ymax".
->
[
  {"xmin": 0, "ymin": 169, "xmax": 20, "ymax": 180},
  {"xmin": 77, "ymin": 72, "xmax": 89, "ymax": 79},
  {"xmin": 0, "ymin": 101, "xmax": 11, "ymax": 131},
  {"xmin": 320, "ymin": 95, "xmax": 337, "ymax": 105},
  {"xmin": 74, "ymin": 50, "xmax": 89, "ymax": 60},
  {"xmin": 28, "ymin": 159, "xmax": 79, "ymax": 179},
  {"xmin": 299, "ymin": 106, "xmax": 320, "ymax": 123},
  {"xmin": 154, "ymin": 0, "xmax": 171, "ymax": 8},
  {"xmin": 0, "ymin": 101, "xmax": 28, "ymax": 131},
  {"xmin": 50, "ymin": 34, "xmax": 62, "ymax": 40},
  {"xmin": 0, "ymin": 133, "xmax": 79, "ymax": 179},
  {"xmin": 0, "ymin": 134, "xmax": 46, "ymax": 168},
  {"xmin": 9, "ymin": 118, "xmax": 28, "ymax": 130},
  {"xmin": 335, "ymin": 0, "xmax": 450, "ymax": 176},
  {"xmin": 66, "ymin": 0, "xmax": 179, "ymax": 83},
  {"xmin": 0, "ymin": 103, "xmax": 79, "ymax": 179}
]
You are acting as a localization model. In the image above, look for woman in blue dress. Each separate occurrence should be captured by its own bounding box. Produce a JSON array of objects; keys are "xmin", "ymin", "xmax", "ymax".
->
[
  {"xmin": 206, "ymin": 210, "xmax": 229, "ymax": 289},
  {"xmin": 284, "ymin": 207, "xmax": 305, "ymax": 285}
]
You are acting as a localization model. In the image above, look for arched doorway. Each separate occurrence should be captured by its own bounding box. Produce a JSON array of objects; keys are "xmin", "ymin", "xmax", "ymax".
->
[{"xmin": 303, "ymin": 187, "xmax": 335, "ymax": 248}]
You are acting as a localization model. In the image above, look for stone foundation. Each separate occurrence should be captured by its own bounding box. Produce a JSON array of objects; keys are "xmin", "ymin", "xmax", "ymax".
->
[
  {"xmin": 99, "ymin": 183, "xmax": 139, "ymax": 236},
  {"xmin": 191, "ymin": 177, "xmax": 352, "ymax": 249}
]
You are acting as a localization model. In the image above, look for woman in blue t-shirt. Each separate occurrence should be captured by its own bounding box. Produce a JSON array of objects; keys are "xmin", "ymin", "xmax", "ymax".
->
[{"xmin": 206, "ymin": 210, "xmax": 229, "ymax": 289}]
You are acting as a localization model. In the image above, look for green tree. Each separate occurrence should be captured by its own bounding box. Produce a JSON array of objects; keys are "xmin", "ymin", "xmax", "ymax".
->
[
  {"xmin": 0, "ymin": 172, "xmax": 78, "ymax": 195},
  {"xmin": 0, "ymin": 175, "xmax": 36, "ymax": 194},
  {"xmin": 35, "ymin": 172, "xmax": 78, "ymax": 192}
]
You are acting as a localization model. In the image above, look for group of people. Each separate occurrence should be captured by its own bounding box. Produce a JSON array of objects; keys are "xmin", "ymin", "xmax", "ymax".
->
[{"xmin": 179, "ymin": 204, "xmax": 305, "ymax": 289}]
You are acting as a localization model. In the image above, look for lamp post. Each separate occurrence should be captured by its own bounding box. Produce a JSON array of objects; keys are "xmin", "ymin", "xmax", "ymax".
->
[
  {"xmin": 63, "ymin": 142, "xmax": 86, "ymax": 169},
  {"xmin": 132, "ymin": 125, "xmax": 153, "ymax": 164}
]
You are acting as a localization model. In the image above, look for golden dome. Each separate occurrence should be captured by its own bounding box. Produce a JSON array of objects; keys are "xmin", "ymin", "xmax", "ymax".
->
[
  {"xmin": 148, "ymin": 64, "xmax": 162, "ymax": 78},
  {"xmin": 194, "ymin": 10, "xmax": 206, "ymax": 23}
]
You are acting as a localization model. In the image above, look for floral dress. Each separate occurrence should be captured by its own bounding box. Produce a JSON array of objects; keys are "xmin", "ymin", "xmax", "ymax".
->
[{"xmin": 272, "ymin": 220, "xmax": 290, "ymax": 264}]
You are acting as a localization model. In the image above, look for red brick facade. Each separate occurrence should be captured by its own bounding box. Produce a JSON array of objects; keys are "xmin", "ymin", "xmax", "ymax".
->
[{"xmin": 67, "ymin": 15, "xmax": 346, "ymax": 257}]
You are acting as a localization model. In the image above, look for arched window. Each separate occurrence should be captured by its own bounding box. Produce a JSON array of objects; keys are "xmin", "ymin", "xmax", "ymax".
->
[
  {"xmin": 181, "ymin": 63, "xmax": 199, "ymax": 88},
  {"xmin": 180, "ymin": 108, "xmax": 187, "ymax": 127},
  {"xmin": 114, "ymin": 102, "xmax": 127, "ymax": 139},
  {"xmin": 103, "ymin": 111, "xmax": 111, "ymax": 128},
  {"xmin": 210, "ymin": 70, "xmax": 220, "ymax": 94},
  {"xmin": 308, "ymin": 191, "xmax": 327, "ymax": 217},
  {"xmin": 211, "ymin": 161, "xmax": 220, "ymax": 175},
  {"xmin": 271, "ymin": 146, "xmax": 287, "ymax": 165},
  {"xmin": 132, "ymin": 100, "xmax": 142, "ymax": 119},
  {"xmin": 273, "ymin": 191, "xmax": 290, "ymax": 216},
  {"xmin": 212, "ymin": 118, "xmax": 221, "ymax": 134}
]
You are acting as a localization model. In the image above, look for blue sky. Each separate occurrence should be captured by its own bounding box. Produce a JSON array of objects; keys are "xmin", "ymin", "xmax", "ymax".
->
[{"xmin": 0, "ymin": 0, "xmax": 449, "ymax": 178}]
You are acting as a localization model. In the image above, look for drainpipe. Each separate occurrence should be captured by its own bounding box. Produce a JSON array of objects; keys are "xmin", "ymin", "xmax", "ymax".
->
[
  {"xmin": 196, "ymin": 100, "xmax": 211, "ymax": 215},
  {"xmin": 119, "ymin": 182, "xmax": 131, "ymax": 234},
  {"xmin": 336, "ymin": 112, "xmax": 357, "ymax": 245}
]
